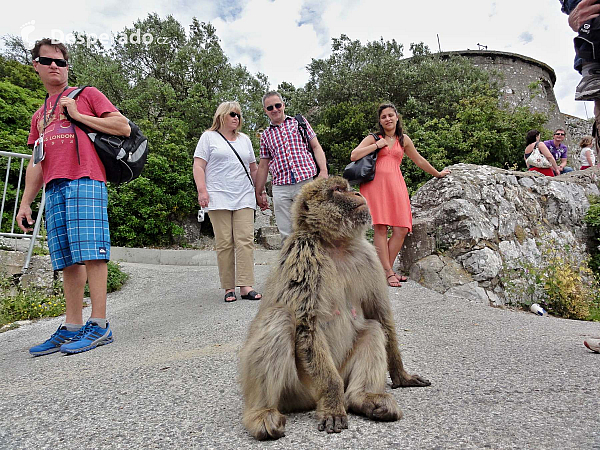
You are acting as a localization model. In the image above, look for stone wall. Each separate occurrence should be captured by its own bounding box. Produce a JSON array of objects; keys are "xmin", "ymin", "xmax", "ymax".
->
[{"xmin": 397, "ymin": 164, "xmax": 600, "ymax": 305}]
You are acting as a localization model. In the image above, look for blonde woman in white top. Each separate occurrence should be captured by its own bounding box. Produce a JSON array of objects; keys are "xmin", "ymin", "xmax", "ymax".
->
[
  {"xmin": 193, "ymin": 101, "xmax": 262, "ymax": 303},
  {"xmin": 579, "ymin": 135, "xmax": 596, "ymax": 170}
]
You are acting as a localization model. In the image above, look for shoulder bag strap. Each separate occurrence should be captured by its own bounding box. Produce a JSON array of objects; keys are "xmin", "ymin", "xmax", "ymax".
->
[{"xmin": 216, "ymin": 131, "xmax": 254, "ymax": 187}]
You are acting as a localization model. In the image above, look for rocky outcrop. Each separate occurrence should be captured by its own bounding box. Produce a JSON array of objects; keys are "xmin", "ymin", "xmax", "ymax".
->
[{"xmin": 397, "ymin": 164, "xmax": 600, "ymax": 304}]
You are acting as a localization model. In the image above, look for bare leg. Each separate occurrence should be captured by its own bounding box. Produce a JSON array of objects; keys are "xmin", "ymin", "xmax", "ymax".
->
[
  {"xmin": 62, "ymin": 264, "xmax": 87, "ymax": 325},
  {"xmin": 373, "ymin": 225, "xmax": 400, "ymax": 286},
  {"xmin": 84, "ymin": 260, "xmax": 108, "ymax": 319},
  {"xmin": 387, "ymin": 226, "xmax": 409, "ymax": 270}
]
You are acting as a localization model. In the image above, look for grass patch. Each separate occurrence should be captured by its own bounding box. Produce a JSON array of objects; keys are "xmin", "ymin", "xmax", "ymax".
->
[
  {"xmin": 0, "ymin": 276, "xmax": 65, "ymax": 327},
  {"xmin": 1, "ymin": 261, "xmax": 129, "ymax": 330},
  {"xmin": 502, "ymin": 238, "xmax": 600, "ymax": 321}
]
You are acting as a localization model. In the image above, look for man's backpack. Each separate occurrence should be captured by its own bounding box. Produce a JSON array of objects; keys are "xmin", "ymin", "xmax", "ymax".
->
[
  {"xmin": 295, "ymin": 114, "xmax": 324, "ymax": 176},
  {"xmin": 66, "ymin": 86, "xmax": 148, "ymax": 184}
]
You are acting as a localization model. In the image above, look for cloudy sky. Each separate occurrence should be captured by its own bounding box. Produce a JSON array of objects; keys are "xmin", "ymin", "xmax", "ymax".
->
[{"xmin": 2, "ymin": 0, "xmax": 593, "ymax": 120}]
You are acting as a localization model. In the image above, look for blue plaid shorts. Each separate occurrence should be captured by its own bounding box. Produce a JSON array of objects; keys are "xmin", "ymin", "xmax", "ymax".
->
[{"xmin": 45, "ymin": 178, "xmax": 110, "ymax": 271}]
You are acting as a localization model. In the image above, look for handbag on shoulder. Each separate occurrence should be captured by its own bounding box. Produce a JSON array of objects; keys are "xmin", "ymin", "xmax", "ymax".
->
[
  {"xmin": 526, "ymin": 142, "xmax": 552, "ymax": 169},
  {"xmin": 343, "ymin": 133, "xmax": 380, "ymax": 185}
]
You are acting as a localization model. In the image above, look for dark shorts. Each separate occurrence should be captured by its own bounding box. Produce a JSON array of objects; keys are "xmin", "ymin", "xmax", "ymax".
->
[{"xmin": 45, "ymin": 178, "xmax": 110, "ymax": 271}]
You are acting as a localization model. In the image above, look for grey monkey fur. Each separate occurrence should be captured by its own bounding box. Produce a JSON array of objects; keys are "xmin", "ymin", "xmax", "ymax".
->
[{"xmin": 239, "ymin": 176, "xmax": 430, "ymax": 440}]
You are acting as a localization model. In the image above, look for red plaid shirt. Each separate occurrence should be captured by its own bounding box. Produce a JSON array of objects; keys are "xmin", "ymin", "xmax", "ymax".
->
[{"xmin": 259, "ymin": 115, "xmax": 317, "ymax": 185}]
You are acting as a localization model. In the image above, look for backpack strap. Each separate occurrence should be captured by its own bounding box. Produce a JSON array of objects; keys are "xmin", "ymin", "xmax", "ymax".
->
[
  {"xmin": 64, "ymin": 86, "xmax": 90, "ymax": 165},
  {"xmin": 294, "ymin": 114, "xmax": 312, "ymax": 151}
]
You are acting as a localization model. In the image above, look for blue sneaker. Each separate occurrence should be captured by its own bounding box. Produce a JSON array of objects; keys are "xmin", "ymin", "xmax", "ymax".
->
[
  {"xmin": 29, "ymin": 325, "xmax": 78, "ymax": 356},
  {"xmin": 60, "ymin": 320, "xmax": 114, "ymax": 354}
]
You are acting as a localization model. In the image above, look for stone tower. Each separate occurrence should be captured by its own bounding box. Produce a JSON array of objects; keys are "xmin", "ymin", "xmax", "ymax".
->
[{"xmin": 440, "ymin": 50, "xmax": 591, "ymax": 150}]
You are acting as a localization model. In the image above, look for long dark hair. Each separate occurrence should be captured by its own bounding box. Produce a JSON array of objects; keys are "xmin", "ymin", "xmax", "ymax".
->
[
  {"xmin": 525, "ymin": 129, "xmax": 540, "ymax": 146},
  {"xmin": 377, "ymin": 103, "xmax": 404, "ymax": 147}
]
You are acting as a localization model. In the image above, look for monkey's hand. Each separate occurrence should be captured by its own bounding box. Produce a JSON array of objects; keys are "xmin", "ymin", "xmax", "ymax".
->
[
  {"xmin": 316, "ymin": 406, "xmax": 348, "ymax": 434},
  {"xmin": 391, "ymin": 371, "xmax": 431, "ymax": 388}
]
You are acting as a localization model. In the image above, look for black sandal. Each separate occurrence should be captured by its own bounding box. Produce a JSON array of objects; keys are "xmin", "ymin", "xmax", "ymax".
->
[
  {"xmin": 241, "ymin": 290, "xmax": 262, "ymax": 301},
  {"xmin": 224, "ymin": 292, "xmax": 237, "ymax": 303},
  {"xmin": 395, "ymin": 273, "xmax": 409, "ymax": 282}
]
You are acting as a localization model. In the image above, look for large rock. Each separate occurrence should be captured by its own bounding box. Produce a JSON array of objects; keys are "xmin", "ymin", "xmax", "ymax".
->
[{"xmin": 397, "ymin": 164, "xmax": 600, "ymax": 305}]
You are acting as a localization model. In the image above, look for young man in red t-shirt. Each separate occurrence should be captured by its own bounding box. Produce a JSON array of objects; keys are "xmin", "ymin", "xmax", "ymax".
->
[{"xmin": 17, "ymin": 38, "xmax": 130, "ymax": 356}]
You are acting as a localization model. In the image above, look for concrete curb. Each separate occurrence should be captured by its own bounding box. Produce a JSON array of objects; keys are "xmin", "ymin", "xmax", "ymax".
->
[{"xmin": 110, "ymin": 246, "xmax": 278, "ymax": 266}]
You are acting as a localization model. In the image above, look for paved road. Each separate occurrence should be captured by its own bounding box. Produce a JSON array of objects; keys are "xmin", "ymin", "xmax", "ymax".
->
[{"xmin": 1, "ymin": 253, "xmax": 599, "ymax": 449}]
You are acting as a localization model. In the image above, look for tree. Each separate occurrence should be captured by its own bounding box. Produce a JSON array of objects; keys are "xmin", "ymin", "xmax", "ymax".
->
[
  {"xmin": 64, "ymin": 14, "xmax": 269, "ymax": 246},
  {"xmin": 293, "ymin": 36, "xmax": 548, "ymax": 192}
]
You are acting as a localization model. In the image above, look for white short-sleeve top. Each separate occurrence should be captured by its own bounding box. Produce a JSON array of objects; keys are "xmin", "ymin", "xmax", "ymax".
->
[
  {"xmin": 579, "ymin": 147, "xmax": 596, "ymax": 167},
  {"xmin": 194, "ymin": 131, "xmax": 257, "ymax": 211}
]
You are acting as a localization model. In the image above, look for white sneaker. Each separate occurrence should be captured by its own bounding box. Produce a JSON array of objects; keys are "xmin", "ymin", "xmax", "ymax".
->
[{"xmin": 584, "ymin": 339, "xmax": 600, "ymax": 353}]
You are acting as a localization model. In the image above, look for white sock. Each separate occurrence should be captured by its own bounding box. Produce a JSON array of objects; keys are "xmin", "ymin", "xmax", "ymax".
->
[{"xmin": 89, "ymin": 318, "xmax": 107, "ymax": 328}]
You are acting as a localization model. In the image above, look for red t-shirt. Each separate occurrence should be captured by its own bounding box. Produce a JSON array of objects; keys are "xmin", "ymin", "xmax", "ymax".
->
[{"xmin": 27, "ymin": 86, "xmax": 118, "ymax": 184}]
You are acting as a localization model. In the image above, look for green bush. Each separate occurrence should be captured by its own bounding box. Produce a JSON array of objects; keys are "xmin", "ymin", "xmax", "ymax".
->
[
  {"xmin": 502, "ymin": 239, "xmax": 599, "ymax": 320},
  {"xmin": 0, "ymin": 275, "xmax": 65, "ymax": 327},
  {"xmin": 1, "ymin": 261, "xmax": 129, "ymax": 328}
]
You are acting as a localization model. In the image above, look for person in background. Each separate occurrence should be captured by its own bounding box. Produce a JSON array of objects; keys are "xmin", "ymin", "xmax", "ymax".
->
[
  {"xmin": 544, "ymin": 128, "xmax": 574, "ymax": 174},
  {"xmin": 524, "ymin": 129, "xmax": 561, "ymax": 177},
  {"xmin": 17, "ymin": 38, "xmax": 130, "ymax": 356},
  {"xmin": 351, "ymin": 103, "xmax": 450, "ymax": 287},
  {"xmin": 578, "ymin": 135, "xmax": 596, "ymax": 169},
  {"xmin": 254, "ymin": 91, "xmax": 328, "ymax": 241},
  {"xmin": 193, "ymin": 101, "xmax": 262, "ymax": 303}
]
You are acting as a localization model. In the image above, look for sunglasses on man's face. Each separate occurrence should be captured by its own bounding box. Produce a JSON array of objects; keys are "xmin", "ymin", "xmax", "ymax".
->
[
  {"xmin": 35, "ymin": 56, "xmax": 68, "ymax": 67},
  {"xmin": 555, "ymin": 133, "xmax": 565, "ymax": 136},
  {"xmin": 266, "ymin": 103, "xmax": 282, "ymax": 112},
  {"xmin": 229, "ymin": 111, "xmax": 241, "ymax": 119}
]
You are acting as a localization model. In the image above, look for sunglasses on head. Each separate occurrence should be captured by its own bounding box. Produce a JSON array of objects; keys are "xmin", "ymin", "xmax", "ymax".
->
[
  {"xmin": 266, "ymin": 103, "xmax": 282, "ymax": 112},
  {"xmin": 35, "ymin": 56, "xmax": 68, "ymax": 67},
  {"xmin": 229, "ymin": 111, "xmax": 241, "ymax": 119},
  {"xmin": 555, "ymin": 132, "xmax": 565, "ymax": 136}
]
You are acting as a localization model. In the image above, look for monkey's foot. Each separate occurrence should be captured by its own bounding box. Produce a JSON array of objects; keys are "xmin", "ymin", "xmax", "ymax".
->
[
  {"xmin": 316, "ymin": 408, "xmax": 348, "ymax": 434},
  {"xmin": 243, "ymin": 408, "xmax": 286, "ymax": 440},
  {"xmin": 391, "ymin": 372, "xmax": 431, "ymax": 388},
  {"xmin": 348, "ymin": 393, "xmax": 402, "ymax": 421}
]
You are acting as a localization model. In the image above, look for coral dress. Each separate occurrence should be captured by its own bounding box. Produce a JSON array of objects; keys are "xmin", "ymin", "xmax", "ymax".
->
[{"xmin": 360, "ymin": 138, "xmax": 412, "ymax": 231}]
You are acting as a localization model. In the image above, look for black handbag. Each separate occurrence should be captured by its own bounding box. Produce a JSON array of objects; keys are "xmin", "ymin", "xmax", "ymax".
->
[{"xmin": 343, "ymin": 133, "xmax": 381, "ymax": 185}]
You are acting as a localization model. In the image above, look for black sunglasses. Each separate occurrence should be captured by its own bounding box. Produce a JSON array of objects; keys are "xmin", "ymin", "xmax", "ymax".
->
[
  {"xmin": 35, "ymin": 56, "xmax": 68, "ymax": 67},
  {"xmin": 229, "ymin": 111, "xmax": 241, "ymax": 119},
  {"xmin": 554, "ymin": 132, "xmax": 565, "ymax": 136},
  {"xmin": 266, "ymin": 103, "xmax": 282, "ymax": 112}
]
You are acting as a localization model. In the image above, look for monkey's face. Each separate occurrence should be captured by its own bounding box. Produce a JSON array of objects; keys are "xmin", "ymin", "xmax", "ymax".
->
[{"xmin": 292, "ymin": 177, "xmax": 372, "ymax": 241}]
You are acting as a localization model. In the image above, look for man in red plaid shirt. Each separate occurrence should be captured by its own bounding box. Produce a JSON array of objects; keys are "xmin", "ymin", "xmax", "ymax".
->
[{"xmin": 255, "ymin": 91, "xmax": 328, "ymax": 240}]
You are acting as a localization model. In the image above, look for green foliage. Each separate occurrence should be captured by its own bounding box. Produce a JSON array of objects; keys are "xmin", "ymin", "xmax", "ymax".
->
[
  {"xmin": 0, "ymin": 275, "xmax": 65, "ymax": 327},
  {"xmin": 584, "ymin": 195, "xmax": 600, "ymax": 274},
  {"xmin": 292, "ymin": 36, "xmax": 549, "ymax": 193},
  {"xmin": 62, "ymin": 14, "xmax": 269, "ymax": 246},
  {"xmin": 0, "ymin": 56, "xmax": 45, "ymax": 232},
  {"xmin": 1, "ymin": 28, "xmax": 552, "ymax": 246},
  {"xmin": 502, "ymin": 239, "xmax": 599, "ymax": 320},
  {"xmin": 1, "ymin": 261, "xmax": 128, "ymax": 327}
]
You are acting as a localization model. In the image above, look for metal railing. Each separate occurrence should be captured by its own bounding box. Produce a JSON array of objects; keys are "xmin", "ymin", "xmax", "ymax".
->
[{"xmin": 0, "ymin": 150, "xmax": 45, "ymax": 272}]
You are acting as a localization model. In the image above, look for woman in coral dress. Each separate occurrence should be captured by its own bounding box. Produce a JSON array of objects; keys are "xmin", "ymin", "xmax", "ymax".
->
[{"xmin": 351, "ymin": 103, "xmax": 451, "ymax": 287}]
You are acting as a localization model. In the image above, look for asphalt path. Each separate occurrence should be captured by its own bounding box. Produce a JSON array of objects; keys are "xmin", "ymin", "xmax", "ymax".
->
[{"xmin": 1, "ymin": 254, "xmax": 599, "ymax": 449}]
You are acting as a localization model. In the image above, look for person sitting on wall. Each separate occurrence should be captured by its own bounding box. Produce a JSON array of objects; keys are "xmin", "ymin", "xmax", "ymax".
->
[
  {"xmin": 578, "ymin": 135, "xmax": 596, "ymax": 169},
  {"xmin": 524, "ymin": 129, "xmax": 561, "ymax": 177},
  {"xmin": 544, "ymin": 128, "xmax": 574, "ymax": 174}
]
